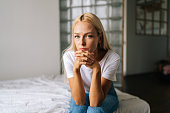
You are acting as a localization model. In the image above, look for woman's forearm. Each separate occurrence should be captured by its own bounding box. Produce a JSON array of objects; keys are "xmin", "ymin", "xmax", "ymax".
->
[
  {"xmin": 89, "ymin": 66, "xmax": 105, "ymax": 107},
  {"xmin": 72, "ymin": 69, "xmax": 86, "ymax": 105}
]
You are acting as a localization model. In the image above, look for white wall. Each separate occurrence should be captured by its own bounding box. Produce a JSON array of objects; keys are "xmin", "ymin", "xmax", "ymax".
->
[
  {"xmin": 126, "ymin": 0, "xmax": 168, "ymax": 75},
  {"xmin": 0, "ymin": 0, "xmax": 60, "ymax": 80}
]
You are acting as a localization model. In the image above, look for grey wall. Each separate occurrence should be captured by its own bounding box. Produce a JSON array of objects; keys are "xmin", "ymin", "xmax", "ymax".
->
[
  {"xmin": 126, "ymin": 0, "xmax": 168, "ymax": 75},
  {"xmin": 0, "ymin": 0, "xmax": 60, "ymax": 80}
]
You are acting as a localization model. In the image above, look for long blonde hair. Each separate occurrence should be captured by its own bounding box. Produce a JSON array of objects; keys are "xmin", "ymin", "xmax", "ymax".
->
[{"xmin": 65, "ymin": 13, "xmax": 112, "ymax": 52}]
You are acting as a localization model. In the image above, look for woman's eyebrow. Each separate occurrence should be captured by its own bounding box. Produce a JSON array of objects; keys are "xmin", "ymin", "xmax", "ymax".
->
[
  {"xmin": 74, "ymin": 32, "xmax": 79, "ymax": 34},
  {"xmin": 74, "ymin": 32, "xmax": 94, "ymax": 34}
]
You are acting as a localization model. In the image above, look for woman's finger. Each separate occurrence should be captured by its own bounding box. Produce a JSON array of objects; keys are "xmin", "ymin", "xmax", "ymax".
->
[
  {"xmin": 79, "ymin": 61, "xmax": 93, "ymax": 66},
  {"xmin": 76, "ymin": 57, "xmax": 88, "ymax": 62},
  {"xmin": 77, "ymin": 57, "xmax": 95, "ymax": 65},
  {"xmin": 75, "ymin": 51, "xmax": 95, "ymax": 61}
]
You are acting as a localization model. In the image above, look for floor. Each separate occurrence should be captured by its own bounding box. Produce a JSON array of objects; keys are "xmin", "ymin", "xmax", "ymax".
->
[{"xmin": 123, "ymin": 73, "xmax": 170, "ymax": 113}]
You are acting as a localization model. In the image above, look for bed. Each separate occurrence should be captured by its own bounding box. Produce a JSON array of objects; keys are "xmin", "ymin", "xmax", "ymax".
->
[{"xmin": 0, "ymin": 75, "xmax": 150, "ymax": 113}]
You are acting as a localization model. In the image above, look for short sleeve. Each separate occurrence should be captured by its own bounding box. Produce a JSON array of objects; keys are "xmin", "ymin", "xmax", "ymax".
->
[
  {"xmin": 63, "ymin": 51, "xmax": 74, "ymax": 78},
  {"xmin": 101, "ymin": 52, "xmax": 120, "ymax": 81}
]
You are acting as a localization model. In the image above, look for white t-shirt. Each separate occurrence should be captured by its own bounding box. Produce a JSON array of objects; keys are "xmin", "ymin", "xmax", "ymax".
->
[{"xmin": 63, "ymin": 50, "xmax": 120, "ymax": 93}]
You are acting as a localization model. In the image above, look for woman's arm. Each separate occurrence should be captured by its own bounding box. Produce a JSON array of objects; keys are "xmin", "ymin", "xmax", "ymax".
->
[
  {"xmin": 89, "ymin": 62, "xmax": 112, "ymax": 107},
  {"xmin": 74, "ymin": 50, "xmax": 113, "ymax": 107},
  {"xmin": 69, "ymin": 60, "xmax": 86, "ymax": 105}
]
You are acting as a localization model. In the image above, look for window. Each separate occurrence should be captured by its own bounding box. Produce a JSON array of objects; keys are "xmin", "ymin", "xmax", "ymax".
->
[
  {"xmin": 136, "ymin": 0, "xmax": 168, "ymax": 36},
  {"xmin": 60, "ymin": 0, "xmax": 124, "ymax": 87}
]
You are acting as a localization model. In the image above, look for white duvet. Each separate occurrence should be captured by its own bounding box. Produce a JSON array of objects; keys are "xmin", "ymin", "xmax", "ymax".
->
[
  {"xmin": 0, "ymin": 75, "xmax": 71, "ymax": 113},
  {"xmin": 0, "ymin": 75, "xmax": 150, "ymax": 113}
]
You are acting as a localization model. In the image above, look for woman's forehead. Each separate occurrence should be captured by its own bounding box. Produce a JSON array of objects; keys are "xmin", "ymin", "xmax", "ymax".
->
[{"xmin": 74, "ymin": 21, "xmax": 97, "ymax": 33}]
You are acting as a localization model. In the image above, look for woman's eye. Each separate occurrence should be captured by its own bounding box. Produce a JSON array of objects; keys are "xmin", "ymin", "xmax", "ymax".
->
[
  {"xmin": 87, "ymin": 35, "xmax": 93, "ymax": 38},
  {"xmin": 74, "ymin": 36, "xmax": 80, "ymax": 39}
]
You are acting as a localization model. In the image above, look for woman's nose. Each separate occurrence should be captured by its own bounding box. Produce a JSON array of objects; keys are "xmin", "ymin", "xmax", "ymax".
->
[{"xmin": 79, "ymin": 37, "xmax": 86, "ymax": 46}]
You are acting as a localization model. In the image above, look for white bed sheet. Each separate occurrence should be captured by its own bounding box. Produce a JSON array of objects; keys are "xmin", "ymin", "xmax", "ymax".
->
[{"xmin": 0, "ymin": 75, "xmax": 150, "ymax": 113}]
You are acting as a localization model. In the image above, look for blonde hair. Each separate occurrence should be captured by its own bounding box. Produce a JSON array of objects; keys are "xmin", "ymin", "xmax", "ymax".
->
[{"xmin": 65, "ymin": 13, "xmax": 112, "ymax": 52}]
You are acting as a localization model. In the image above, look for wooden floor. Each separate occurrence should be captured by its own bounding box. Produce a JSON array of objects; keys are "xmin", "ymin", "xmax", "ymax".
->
[{"xmin": 123, "ymin": 73, "xmax": 170, "ymax": 113}]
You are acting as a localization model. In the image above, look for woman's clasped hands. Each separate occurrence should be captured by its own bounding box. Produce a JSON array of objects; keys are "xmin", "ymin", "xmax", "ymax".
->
[{"xmin": 74, "ymin": 50, "xmax": 96, "ymax": 69}]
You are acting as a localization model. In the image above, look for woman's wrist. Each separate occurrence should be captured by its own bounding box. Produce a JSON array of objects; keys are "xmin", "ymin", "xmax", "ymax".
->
[
  {"xmin": 73, "ymin": 67, "xmax": 80, "ymax": 73},
  {"xmin": 92, "ymin": 61, "xmax": 101, "ymax": 71},
  {"xmin": 92, "ymin": 62, "xmax": 101, "ymax": 78},
  {"xmin": 73, "ymin": 59, "xmax": 81, "ymax": 73}
]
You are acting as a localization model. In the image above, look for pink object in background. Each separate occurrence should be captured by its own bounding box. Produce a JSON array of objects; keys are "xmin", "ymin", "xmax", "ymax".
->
[{"xmin": 163, "ymin": 65, "xmax": 170, "ymax": 75}]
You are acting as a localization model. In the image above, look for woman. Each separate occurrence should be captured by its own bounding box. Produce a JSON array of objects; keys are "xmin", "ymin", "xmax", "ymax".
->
[{"xmin": 63, "ymin": 13, "xmax": 120, "ymax": 113}]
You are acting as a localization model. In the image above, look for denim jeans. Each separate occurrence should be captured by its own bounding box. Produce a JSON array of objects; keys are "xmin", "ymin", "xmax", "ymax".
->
[{"xmin": 69, "ymin": 83, "xmax": 119, "ymax": 113}]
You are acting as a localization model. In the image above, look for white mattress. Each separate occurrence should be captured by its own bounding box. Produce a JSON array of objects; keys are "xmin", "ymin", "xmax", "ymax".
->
[{"xmin": 0, "ymin": 75, "xmax": 150, "ymax": 113}]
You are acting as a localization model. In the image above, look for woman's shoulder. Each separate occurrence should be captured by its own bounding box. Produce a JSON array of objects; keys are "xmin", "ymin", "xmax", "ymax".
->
[
  {"xmin": 107, "ymin": 50, "xmax": 120, "ymax": 61},
  {"xmin": 63, "ymin": 51, "xmax": 75, "ymax": 59}
]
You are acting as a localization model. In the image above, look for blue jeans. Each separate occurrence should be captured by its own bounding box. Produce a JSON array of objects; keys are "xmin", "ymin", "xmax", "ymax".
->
[{"xmin": 69, "ymin": 83, "xmax": 119, "ymax": 113}]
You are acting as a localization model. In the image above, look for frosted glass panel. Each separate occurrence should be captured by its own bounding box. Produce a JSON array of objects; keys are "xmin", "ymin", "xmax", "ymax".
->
[
  {"xmin": 161, "ymin": 23, "xmax": 167, "ymax": 35},
  {"xmin": 136, "ymin": 0, "xmax": 168, "ymax": 36},
  {"xmin": 161, "ymin": 10, "xmax": 167, "ymax": 22},
  {"xmin": 83, "ymin": 0, "xmax": 95, "ymax": 5},
  {"xmin": 146, "ymin": 11, "xmax": 152, "ymax": 20},
  {"xmin": 109, "ymin": 36, "xmax": 122, "ymax": 45},
  {"xmin": 96, "ymin": 0, "xmax": 107, "ymax": 5},
  {"xmin": 71, "ymin": 0, "xmax": 82, "ymax": 6},
  {"xmin": 154, "ymin": 22, "xmax": 159, "ymax": 35},
  {"xmin": 61, "ymin": 22, "xmax": 68, "ymax": 32},
  {"xmin": 83, "ymin": 0, "xmax": 91, "ymax": 5},
  {"xmin": 154, "ymin": 11, "xmax": 160, "ymax": 21},
  {"xmin": 146, "ymin": 21, "xmax": 152, "ymax": 34},
  {"xmin": 112, "ymin": 0, "xmax": 122, "ymax": 3},
  {"xmin": 67, "ymin": 34, "xmax": 72, "ymax": 44},
  {"xmin": 61, "ymin": 9, "xmax": 70, "ymax": 20},
  {"xmin": 72, "ymin": 8, "xmax": 82, "ymax": 19},
  {"xmin": 61, "ymin": 22, "xmax": 71, "ymax": 33},
  {"xmin": 110, "ymin": 20, "xmax": 122, "ymax": 30},
  {"xmin": 162, "ymin": 0, "xmax": 167, "ymax": 9},
  {"xmin": 136, "ymin": 6, "xmax": 144, "ymax": 19},
  {"xmin": 67, "ymin": 21, "xmax": 71, "ymax": 32},
  {"xmin": 61, "ymin": 34, "xmax": 69, "ymax": 50},
  {"xmin": 136, "ymin": 20, "xmax": 144, "ymax": 34},
  {"xmin": 96, "ymin": 6, "xmax": 108, "ymax": 18},
  {"xmin": 112, "ymin": 7, "xmax": 122, "ymax": 17},
  {"xmin": 83, "ymin": 7, "xmax": 95, "ymax": 13},
  {"xmin": 60, "ymin": 0, "xmax": 70, "ymax": 7},
  {"xmin": 100, "ymin": 19, "xmax": 108, "ymax": 31}
]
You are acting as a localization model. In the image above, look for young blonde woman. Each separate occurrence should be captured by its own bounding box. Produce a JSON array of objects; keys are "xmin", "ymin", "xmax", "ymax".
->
[{"xmin": 63, "ymin": 13, "xmax": 120, "ymax": 113}]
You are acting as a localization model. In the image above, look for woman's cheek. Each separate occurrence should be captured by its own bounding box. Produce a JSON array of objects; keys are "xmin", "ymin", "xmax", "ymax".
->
[{"xmin": 91, "ymin": 43, "xmax": 98, "ymax": 51}]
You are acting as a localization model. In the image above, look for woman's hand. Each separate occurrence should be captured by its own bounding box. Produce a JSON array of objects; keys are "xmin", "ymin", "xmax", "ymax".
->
[{"xmin": 74, "ymin": 50, "xmax": 98, "ymax": 69}]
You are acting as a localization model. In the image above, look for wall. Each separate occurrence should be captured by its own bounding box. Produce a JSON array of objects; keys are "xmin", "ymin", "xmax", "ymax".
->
[
  {"xmin": 126, "ymin": 0, "xmax": 168, "ymax": 75},
  {"xmin": 0, "ymin": 0, "xmax": 60, "ymax": 80}
]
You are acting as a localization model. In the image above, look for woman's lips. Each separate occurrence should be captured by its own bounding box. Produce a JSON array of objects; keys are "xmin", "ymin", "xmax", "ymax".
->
[{"xmin": 80, "ymin": 48, "xmax": 87, "ymax": 51}]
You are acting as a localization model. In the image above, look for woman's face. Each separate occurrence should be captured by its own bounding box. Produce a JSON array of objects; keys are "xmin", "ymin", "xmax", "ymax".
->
[{"xmin": 73, "ymin": 21, "xmax": 99, "ymax": 52}]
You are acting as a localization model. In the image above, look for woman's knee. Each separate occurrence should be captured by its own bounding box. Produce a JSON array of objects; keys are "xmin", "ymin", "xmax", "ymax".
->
[
  {"xmin": 69, "ymin": 105, "xmax": 88, "ymax": 113},
  {"xmin": 100, "ymin": 95, "xmax": 119, "ymax": 113},
  {"xmin": 87, "ymin": 106, "xmax": 105, "ymax": 113},
  {"xmin": 70, "ymin": 96, "xmax": 89, "ymax": 113}
]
